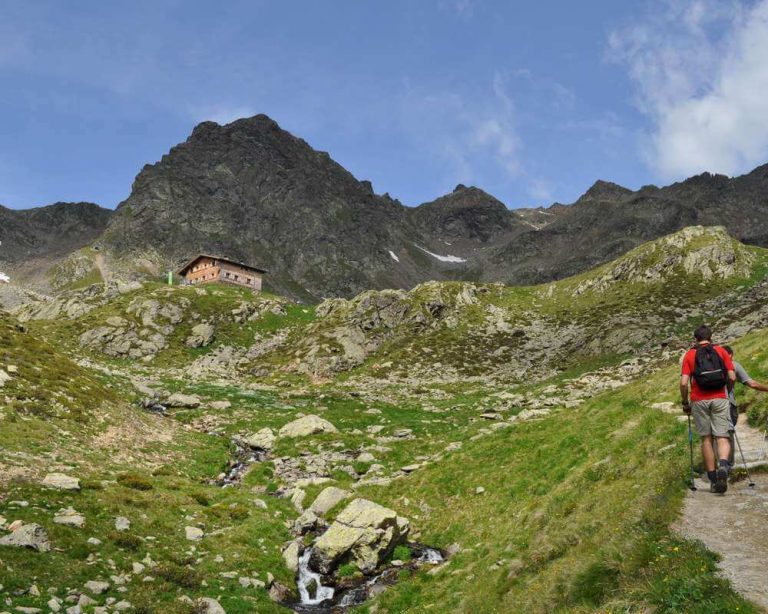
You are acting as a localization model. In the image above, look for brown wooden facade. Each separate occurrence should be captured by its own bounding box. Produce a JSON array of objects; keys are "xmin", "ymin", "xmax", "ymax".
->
[{"xmin": 178, "ymin": 255, "xmax": 266, "ymax": 292}]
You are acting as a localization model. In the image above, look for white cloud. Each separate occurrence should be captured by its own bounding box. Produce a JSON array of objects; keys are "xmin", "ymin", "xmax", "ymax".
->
[
  {"xmin": 401, "ymin": 75, "xmax": 522, "ymax": 191},
  {"xmin": 609, "ymin": 0, "xmax": 768, "ymax": 180}
]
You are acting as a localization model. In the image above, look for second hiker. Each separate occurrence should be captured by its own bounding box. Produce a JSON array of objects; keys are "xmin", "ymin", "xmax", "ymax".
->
[{"xmin": 680, "ymin": 325, "xmax": 736, "ymax": 493}]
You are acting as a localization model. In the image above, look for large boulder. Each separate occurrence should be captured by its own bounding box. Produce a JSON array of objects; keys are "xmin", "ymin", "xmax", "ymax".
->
[
  {"xmin": 166, "ymin": 393, "xmax": 201, "ymax": 408},
  {"xmin": 0, "ymin": 523, "xmax": 51, "ymax": 552},
  {"xmin": 243, "ymin": 427, "xmax": 276, "ymax": 451},
  {"xmin": 278, "ymin": 415, "xmax": 338, "ymax": 439},
  {"xmin": 309, "ymin": 498, "xmax": 409, "ymax": 575}
]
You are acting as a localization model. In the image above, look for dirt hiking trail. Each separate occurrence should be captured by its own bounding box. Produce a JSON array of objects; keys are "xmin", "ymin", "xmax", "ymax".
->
[{"xmin": 674, "ymin": 414, "xmax": 768, "ymax": 611}]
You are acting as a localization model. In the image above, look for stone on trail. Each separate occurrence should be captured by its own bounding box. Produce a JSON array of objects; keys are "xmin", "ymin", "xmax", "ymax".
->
[
  {"xmin": 308, "ymin": 486, "xmax": 352, "ymax": 516},
  {"xmin": 185, "ymin": 526, "xmax": 204, "ymax": 541},
  {"xmin": 166, "ymin": 393, "xmax": 201, "ymax": 408},
  {"xmin": 278, "ymin": 414, "xmax": 338, "ymax": 438},
  {"xmin": 475, "ymin": 486, "xmax": 486, "ymax": 495},
  {"xmin": 53, "ymin": 507, "xmax": 86, "ymax": 528},
  {"xmin": 42, "ymin": 473, "xmax": 81, "ymax": 491},
  {"xmin": 310, "ymin": 498, "xmax": 409, "ymax": 575},
  {"xmin": 0, "ymin": 522, "xmax": 51, "ymax": 552}
]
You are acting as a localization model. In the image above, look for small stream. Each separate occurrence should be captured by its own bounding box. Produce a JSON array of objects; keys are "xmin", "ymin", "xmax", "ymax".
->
[
  {"xmin": 215, "ymin": 440, "xmax": 268, "ymax": 487},
  {"xmin": 289, "ymin": 544, "xmax": 444, "ymax": 613}
]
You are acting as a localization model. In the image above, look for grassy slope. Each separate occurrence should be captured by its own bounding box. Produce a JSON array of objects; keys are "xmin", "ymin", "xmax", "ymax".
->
[
  {"xmin": 2, "ymin": 342, "xmax": 761, "ymax": 613},
  {"xmin": 356, "ymin": 354, "xmax": 760, "ymax": 613},
  {"xmin": 3, "ymin": 227, "xmax": 768, "ymax": 612}
]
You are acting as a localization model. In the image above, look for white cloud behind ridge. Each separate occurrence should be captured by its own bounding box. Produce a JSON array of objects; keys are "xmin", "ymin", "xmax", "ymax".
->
[{"xmin": 610, "ymin": 0, "xmax": 768, "ymax": 181}]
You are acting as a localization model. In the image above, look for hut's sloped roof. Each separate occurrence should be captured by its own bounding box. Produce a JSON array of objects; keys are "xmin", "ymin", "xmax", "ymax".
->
[{"xmin": 178, "ymin": 254, "xmax": 268, "ymax": 275}]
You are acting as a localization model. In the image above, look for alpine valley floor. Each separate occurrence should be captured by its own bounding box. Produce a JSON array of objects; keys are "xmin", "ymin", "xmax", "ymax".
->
[{"xmin": 2, "ymin": 226, "xmax": 768, "ymax": 613}]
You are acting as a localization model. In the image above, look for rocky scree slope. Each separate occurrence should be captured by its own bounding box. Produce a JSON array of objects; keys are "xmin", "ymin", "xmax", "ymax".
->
[
  {"xmin": 261, "ymin": 226, "xmax": 768, "ymax": 382},
  {"xmin": 18, "ymin": 226, "xmax": 768, "ymax": 391}
]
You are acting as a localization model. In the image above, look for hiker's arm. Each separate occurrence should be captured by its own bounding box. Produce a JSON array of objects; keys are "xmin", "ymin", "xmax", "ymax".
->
[
  {"xmin": 680, "ymin": 374, "xmax": 691, "ymax": 413},
  {"xmin": 745, "ymin": 379, "xmax": 768, "ymax": 393},
  {"xmin": 728, "ymin": 369, "xmax": 736, "ymax": 386}
]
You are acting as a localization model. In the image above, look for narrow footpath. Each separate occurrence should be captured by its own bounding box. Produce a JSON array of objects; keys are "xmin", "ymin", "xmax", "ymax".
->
[{"xmin": 674, "ymin": 415, "xmax": 768, "ymax": 611}]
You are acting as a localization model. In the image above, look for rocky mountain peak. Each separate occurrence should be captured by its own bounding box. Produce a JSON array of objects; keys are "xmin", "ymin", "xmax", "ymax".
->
[{"xmin": 577, "ymin": 179, "xmax": 632, "ymax": 203}]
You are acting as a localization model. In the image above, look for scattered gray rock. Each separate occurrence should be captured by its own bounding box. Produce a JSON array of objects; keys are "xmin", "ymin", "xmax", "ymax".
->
[
  {"xmin": 242, "ymin": 427, "xmax": 276, "ymax": 451},
  {"xmin": 166, "ymin": 393, "xmax": 201, "ymax": 408},
  {"xmin": 185, "ymin": 323, "xmax": 215, "ymax": 348},
  {"xmin": 278, "ymin": 415, "xmax": 338, "ymax": 438},
  {"xmin": 114, "ymin": 517, "xmax": 130, "ymax": 531},
  {"xmin": 282, "ymin": 541, "xmax": 300, "ymax": 573},
  {"xmin": 42, "ymin": 473, "xmax": 81, "ymax": 491},
  {"xmin": 0, "ymin": 523, "xmax": 51, "ymax": 552},
  {"xmin": 208, "ymin": 400, "xmax": 232, "ymax": 410},
  {"xmin": 53, "ymin": 507, "xmax": 86, "ymax": 528},
  {"xmin": 185, "ymin": 526, "xmax": 204, "ymax": 541},
  {"xmin": 84, "ymin": 580, "xmax": 109, "ymax": 595},
  {"xmin": 308, "ymin": 486, "xmax": 352, "ymax": 516}
]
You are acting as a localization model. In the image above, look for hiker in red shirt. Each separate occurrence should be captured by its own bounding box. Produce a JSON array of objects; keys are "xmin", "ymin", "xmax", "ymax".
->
[{"xmin": 680, "ymin": 325, "xmax": 736, "ymax": 493}]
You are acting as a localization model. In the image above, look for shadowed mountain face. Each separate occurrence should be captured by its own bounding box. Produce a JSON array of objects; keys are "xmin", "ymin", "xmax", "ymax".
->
[
  {"xmin": 6, "ymin": 114, "xmax": 768, "ymax": 299},
  {"xmin": 0, "ymin": 202, "xmax": 112, "ymax": 264},
  {"xmin": 491, "ymin": 166, "xmax": 768, "ymax": 284},
  {"xmin": 98, "ymin": 115, "xmax": 532, "ymax": 298}
]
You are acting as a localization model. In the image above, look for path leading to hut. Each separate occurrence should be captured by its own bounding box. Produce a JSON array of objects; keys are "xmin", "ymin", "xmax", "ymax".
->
[{"xmin": 674, "ymin": 415, "xmax": 768, "ymax": 611}]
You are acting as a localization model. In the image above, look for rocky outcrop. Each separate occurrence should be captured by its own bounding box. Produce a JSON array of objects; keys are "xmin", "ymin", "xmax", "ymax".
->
[
  {"xmin": 185, "ymin": 323, "xmax": 215, "ymax": 348},
  {"xmin": 572, "ymin": 227, "xmax": 754, "ymax": 295},
  {"xmin": 309, "ymin": 498, "xmax": 409, "ymax": 575}
]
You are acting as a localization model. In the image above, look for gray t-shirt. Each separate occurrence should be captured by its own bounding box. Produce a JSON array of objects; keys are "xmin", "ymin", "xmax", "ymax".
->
[{"xmin": 728, "ymin": 360, "xmax": 753, "ymax": 405}]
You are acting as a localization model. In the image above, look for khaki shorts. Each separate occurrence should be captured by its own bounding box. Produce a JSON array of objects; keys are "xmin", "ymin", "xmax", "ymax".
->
[{"xmin": 691, "ymin": 398, "xmax": 731, "ymax": 437}]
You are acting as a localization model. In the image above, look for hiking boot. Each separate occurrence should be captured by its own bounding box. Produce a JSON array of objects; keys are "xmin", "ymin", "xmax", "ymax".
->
[{"xmin": 713, "ymin": 467, "xmax": 728, "ymax": 494}]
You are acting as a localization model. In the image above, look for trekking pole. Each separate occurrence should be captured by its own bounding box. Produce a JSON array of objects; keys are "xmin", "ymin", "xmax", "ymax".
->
[
  {"xmin": 732, "ymin": 428, "xmax": 756, "ymax": 488},
  {"xmin": 687, "ymin": 415, "xmax": 697, "ymax": 491}
]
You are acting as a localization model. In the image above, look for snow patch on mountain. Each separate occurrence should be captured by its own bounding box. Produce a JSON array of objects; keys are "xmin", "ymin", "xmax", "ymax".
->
[{"xmin": 415, "ymin": 245, "xmax": 467, "ymax": 263}]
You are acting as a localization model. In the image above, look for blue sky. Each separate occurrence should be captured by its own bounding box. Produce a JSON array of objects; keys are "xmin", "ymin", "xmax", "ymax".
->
[{"xmin": 1, "ymin": 0, "xmax": 767, "ymax": 210}]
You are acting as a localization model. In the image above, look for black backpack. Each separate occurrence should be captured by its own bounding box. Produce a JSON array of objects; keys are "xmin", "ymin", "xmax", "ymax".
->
[{"xmin": 693, "ymin": 345, "xmax": 728, "ymax": 390}]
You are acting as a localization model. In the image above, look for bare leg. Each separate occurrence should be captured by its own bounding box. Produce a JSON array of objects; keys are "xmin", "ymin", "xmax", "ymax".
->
[
  {"xmin": 716, "ymin": 436, "xmax": 732, "ymax": 463},
  {"xmin": 701, "ymin": 435, "xmax": 716, "ymax": 472}
]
